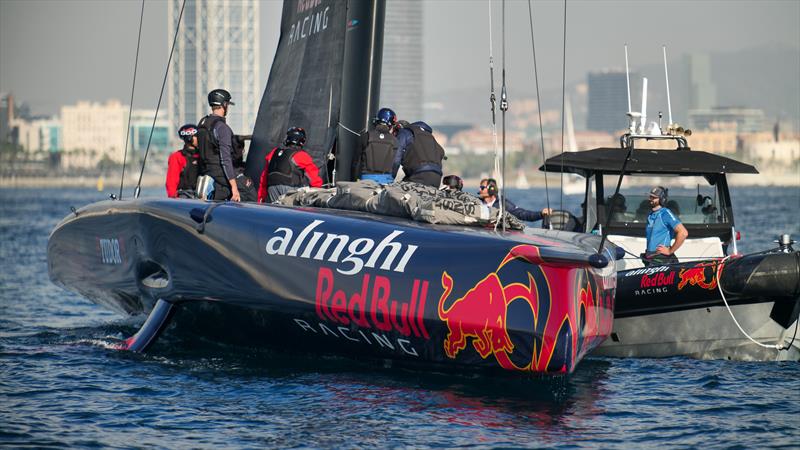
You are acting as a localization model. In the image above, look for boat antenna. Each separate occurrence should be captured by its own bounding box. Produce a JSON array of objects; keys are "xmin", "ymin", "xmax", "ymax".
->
[
  {"xmin": 624, "ymin": 44, "xmax": 631, "ymax": 114},
  {"xmin": 663, "ymin": 45, "xmax": 673, "ymax": 126},
  {"xmin": 499, "ymin": 0, "xmax": 509, "ymax": 232},
  {"xmin": 640, "ymin": 76, "xmax": 648, "ymax": 134},
  {"xmin": 118, "ymin": 0, "xmax": 146, "ymax": 201},
  {"xmin": 527, "ymin": 0, "xmax": 551, "ymax": 214},
  {"xmin": 133, "ymin": 0, "xmax": 187, "ymax": 199},
  {"xmin": 488, "ymin": 0, "xmax": 500, "ymax": 192},
  {"xmin": 558, "ymin": 0, "xmax": 568, "ymax": 212}
]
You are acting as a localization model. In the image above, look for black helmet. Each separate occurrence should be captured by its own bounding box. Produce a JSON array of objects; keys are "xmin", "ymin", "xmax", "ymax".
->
[
  {"xmin": 208, "ymin": 89, "xmax": 235, "ymax": 107},
  {"xmin": 178, "ymin": 124, "xmax": 198, "ymax": 143},
  {"xmin": 285, "ymin": 127, "xmax": 307, "ymax": 147},
  {"xmin": 374, "ymin": 108, "xmax": 397, "ymax": 127},
  {"xmin": 441, "ymin": 175, "xmax": 463, "ymax": 191}
]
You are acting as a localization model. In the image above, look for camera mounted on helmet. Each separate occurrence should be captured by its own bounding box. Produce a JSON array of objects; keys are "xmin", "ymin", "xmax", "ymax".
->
[
  {"xmin": 178, "ymin": 124, "xmax": 198, "ymax": 144},
  {"xmin": 285, "ymin": 127, "xmax": 307, "ymax": 147}
]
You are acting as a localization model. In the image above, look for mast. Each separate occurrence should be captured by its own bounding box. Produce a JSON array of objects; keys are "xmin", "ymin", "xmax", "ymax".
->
[{"xmin": 335, "ymin": 0, "xmax": 387, "ymax": 182}]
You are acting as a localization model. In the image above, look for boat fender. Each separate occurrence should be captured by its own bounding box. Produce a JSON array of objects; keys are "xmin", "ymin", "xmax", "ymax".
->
[{"xmin": 588, "ymin": 253, "xmax": 609, "ymax": 269}]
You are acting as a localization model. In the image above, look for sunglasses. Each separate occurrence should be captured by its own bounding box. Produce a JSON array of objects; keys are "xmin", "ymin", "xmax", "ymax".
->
[{"xmin": 479, "ymin": 185, "xmax": 488, "ymax": 190}]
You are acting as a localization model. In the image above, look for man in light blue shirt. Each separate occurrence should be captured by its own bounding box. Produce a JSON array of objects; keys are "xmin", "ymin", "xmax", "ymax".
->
[{"xmin": 643, "ymin": 186, "xmax": 688, "ymax": 266}]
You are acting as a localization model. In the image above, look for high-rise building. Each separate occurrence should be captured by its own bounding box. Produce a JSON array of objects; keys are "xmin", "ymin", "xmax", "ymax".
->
[
  {"xmin": 685, "ymin": 53, "xmax": 716, "ymax": 111},
  {"xmin": 586, "ymin": 70, "xmax": 636, "ymax": 134},
  {"xmin": 1, "ymin": 93, "xmax": 14, "ymax": 145},
  {"xmin": 381, "ymin": 0, "xmax": 423, "ymax": 121},
  {"xmin": 167, "ymin": 0, "xmax": 260, "ymax": 138}
]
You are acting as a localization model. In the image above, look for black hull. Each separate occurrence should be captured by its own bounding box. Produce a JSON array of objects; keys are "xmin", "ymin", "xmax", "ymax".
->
[
  {"xmin": 48, "ymin": 198, "xmax": 617, "ymax": 374},
  {"xmin": 615, "ymin": 252, "xmax": 800, "ymax": 325}
]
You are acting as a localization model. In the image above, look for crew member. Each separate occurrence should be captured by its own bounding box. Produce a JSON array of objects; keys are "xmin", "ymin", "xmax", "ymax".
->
[
  {"xmin": 258, "ymin": 127, "xmax": 323, "ymax": 203},
  {"xmin": 478, "ymin": 178, "xmax": 552, "ymax": 223},
  {"xmin": 643, "ymin": 186, "xmax": 688, "ymax": 266},
  {"xmin": 197, "ymin": 88, "xmax": 241, "ymax": 201},
  {"xmin": 392, "ymin": 121, "xmax": 445, "ymax": 187},
  {"xmin": 354, "ymin": 107, "xmax": 398, "ymax": 184},
  {"xmin": 440, "ymin": 174, "xmax": 463, "ymax": 192},
  {"xmin": 166, "ymin": 124, "xmax": 201, "ymax": 198}
]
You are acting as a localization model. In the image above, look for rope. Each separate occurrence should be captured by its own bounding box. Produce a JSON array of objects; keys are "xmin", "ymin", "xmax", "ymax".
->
[
  {"xmin": 558, "ymin": 0, "xmax": 567, "ymax": 211},
  {"xmin": 526, "ymin": 0, "xmax": 550, "ymax": 214},
  {"xmin": 498, "ymin": 0, "xmax": 508, "ymax": 232},
  {"xmin": 338, "ymin": 122, "xmax": 365, "ymax": 137},
  {"xmin": 118, "ymin": 0, "xmax": 145, "ymax": 200},
  {"xmin": 488, "ymin": 1, "xmax": 500, "ymax": 186},
  {"xmin": 715, "ymin": 255, "xmax": 785, "ymax": 350},
  {"xmin": 134, "ymin": 0, "xmax": 187, "ymax": 199}
]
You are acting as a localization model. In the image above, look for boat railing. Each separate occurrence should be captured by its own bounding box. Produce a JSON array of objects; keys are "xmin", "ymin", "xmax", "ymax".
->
[{"xmin": 620, "ymin": 132, "xmax": 689, "ymax": 150}]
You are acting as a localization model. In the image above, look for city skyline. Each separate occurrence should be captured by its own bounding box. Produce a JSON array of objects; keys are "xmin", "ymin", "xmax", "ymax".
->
[
  {"xmin": 1, "ymin": 0, "xmax": 797, "ymax": 126},
  {"xmin": 166, "ymin": 0, "xmax": 260, "ymax": 135}
]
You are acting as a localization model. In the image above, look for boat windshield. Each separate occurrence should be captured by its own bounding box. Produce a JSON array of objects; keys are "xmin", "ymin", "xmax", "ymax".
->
[{"xmin": 602, "ymin": 174, "xmax": 728, "ymax": 226}]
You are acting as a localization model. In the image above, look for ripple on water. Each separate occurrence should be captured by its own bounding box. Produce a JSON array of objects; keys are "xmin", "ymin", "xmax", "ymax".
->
[{"xmin": 1, "ymin": 187, "xmax": 799, "ymax": 448}]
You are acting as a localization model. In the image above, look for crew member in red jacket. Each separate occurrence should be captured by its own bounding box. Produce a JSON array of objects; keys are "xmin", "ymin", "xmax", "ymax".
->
[
  {"xmin": 166, "ymin": 124, "xmax": 201, "ymax": 198},
  {"xmin": 258, "ymin": 127, "xmax": 323, "ymax": 202}
]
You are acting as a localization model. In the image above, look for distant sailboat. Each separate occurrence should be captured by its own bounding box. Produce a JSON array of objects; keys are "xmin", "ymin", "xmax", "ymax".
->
[
  {"xmin": 514, "ymin": 169, "xmax": 530, "ymax": 189},
  {"xmin": 561, "ymin": 95, "xmax": 585, "ymax": 195},
  {"xmin": 96, "ymin": 175, "xmax": 104, "ymax": 192}
]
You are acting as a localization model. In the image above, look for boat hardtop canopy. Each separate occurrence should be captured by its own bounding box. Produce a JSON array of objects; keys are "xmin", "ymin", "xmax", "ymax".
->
[{"xmin": 539, "ymin": 147, "xmax": 759, "ymax": 177}]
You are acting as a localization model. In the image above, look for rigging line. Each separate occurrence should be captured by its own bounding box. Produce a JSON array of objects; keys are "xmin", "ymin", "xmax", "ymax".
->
[
  {"xmin": 499, "ymin": 0, "xmax": 508, "ymax": 232},
  {"xmin": 133, "ymin": 0, "xmax": 187, "ymax": 199},
  {"xmin": 559, "ymin": 0, "xmax": 567, "ymax": 212},
  {"xmin": 527, "ymin": 0, "xmax": 550, "ymax": 213},
  {"xmin": 488, "ymin": 0, "xmax": 500, "ymax": 185},
  {"xmin": 338, "ymin": 122, "xmax": 365, "ymax": 136},
  {"xmin": 118, "ymin": 0, "xmax": 146, "ymax": 201}
]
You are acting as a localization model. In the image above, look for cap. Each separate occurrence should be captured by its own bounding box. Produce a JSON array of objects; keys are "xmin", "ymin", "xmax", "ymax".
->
[{"xmin": 648, "ymin": 186, "xmax": 666, "ymax": 198}]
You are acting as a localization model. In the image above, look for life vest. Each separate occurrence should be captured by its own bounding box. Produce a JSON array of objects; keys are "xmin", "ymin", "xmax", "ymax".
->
[
  {"xmin": 402, "ymin": 125, "xmax": 445, "ymax": 174},
  {"xmin": 178, "ymin": 148, "xmax": 201, "ymax": 191},
  {"xmin": 361, "ymin": 126, "xmax": 397, "ymax": 174},
  {"xmin": 267, "ymin": 146, "xmax": 305, "ymax": 187},
  {"xmin": 197, "ymin": 114, "xmax": 225, "ymax": 170}
]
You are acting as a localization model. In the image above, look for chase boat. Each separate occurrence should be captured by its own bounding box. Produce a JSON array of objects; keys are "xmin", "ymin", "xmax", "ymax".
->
[{"xmin": 541, "ymin": 132, "xmax": 800, "ymax": 361}]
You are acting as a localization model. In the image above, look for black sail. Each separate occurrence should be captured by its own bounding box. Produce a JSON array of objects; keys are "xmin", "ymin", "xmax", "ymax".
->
[{"xmin": 246, "ymin": 0, "xmax": 347, "ymax": 187}]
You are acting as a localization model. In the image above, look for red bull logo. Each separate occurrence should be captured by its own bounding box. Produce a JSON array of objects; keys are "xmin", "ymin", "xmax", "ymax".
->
[
  {"xmin": 677, "ymin": 262, "xmax": 718, "ymax": 290},
  {"xmin": 438, "ymin": 272, "xmax": 518, "ymax": 359},
  {"xmin": 437, "ymin": 244, "xmax": 614, "ymax": 373}
]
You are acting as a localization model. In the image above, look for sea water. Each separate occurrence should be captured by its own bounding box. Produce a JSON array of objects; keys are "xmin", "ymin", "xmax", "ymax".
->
[{"xmin": 1, "ymin": 186, "xmax": 798, "ymax": 448}]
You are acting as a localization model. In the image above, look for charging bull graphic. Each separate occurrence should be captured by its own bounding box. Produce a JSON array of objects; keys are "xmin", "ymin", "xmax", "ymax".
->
[
  {"xmin": 677, "ymin": 261, "xmax": 718, "ymax": 290},
  {"xmin": 438, "ymin": 244, "xmax": 614, "ymax": 373}
]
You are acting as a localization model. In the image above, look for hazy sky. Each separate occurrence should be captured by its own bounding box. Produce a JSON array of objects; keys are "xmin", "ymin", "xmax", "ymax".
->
[{"xmin": 1, "ymin": 0, "xmax": 798, "ymax": 116}]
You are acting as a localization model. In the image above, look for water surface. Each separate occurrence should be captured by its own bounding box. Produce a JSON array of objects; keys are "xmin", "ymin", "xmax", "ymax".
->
[{"xmin": 1, "ymin": 187, "xmax": 798, "ymax": 448}]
